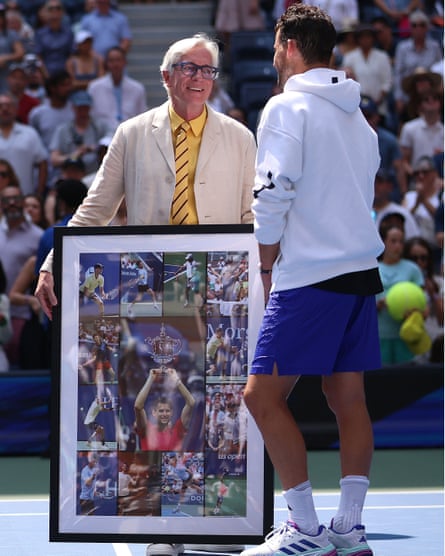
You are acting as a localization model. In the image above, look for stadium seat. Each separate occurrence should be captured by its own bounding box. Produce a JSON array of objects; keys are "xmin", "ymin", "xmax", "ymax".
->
[
  {"xmin": 230, "ymin": 60, "xmax": 277, "ymax": 104},
  {"xmin": 229, "ymin": 30, "xmax": 275, "ymax": 66}
]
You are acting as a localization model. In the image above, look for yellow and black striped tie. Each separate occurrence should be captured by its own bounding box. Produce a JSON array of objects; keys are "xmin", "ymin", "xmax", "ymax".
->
[{"xmin": 170, "ymin": 122, "xmax": 191, "ymax": 225}]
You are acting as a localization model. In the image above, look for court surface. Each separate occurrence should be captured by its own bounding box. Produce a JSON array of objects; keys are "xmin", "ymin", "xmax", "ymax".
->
[{"xmin": 1, "ymin": 489, "xmax": 443, "ymax": 556}]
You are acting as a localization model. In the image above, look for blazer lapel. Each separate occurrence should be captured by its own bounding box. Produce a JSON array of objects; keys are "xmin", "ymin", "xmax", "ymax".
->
[
  {"xmin": 196, "ymin": 106, "xmax": 219, "ymax": 174},
  {"xmin": 152, "ymin": 102, "xmax": 176, "ymax": 174}
]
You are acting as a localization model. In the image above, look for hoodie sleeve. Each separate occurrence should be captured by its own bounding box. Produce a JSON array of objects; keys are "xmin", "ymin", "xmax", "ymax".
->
[{"xmin": 253, "ymin": 97, "xmax": 301, "ymax": 245}]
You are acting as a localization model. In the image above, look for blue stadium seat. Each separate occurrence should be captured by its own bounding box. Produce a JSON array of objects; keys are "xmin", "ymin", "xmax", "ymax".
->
[
  {"xmin": 229, "ymin": 30, "xmax": 275, "ymax": 66},
  {"xmin": 230, "ymin": 60, "xmax": 277, "ymax": 104}
]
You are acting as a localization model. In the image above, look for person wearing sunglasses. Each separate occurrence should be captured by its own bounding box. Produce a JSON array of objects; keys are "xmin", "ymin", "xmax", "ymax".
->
[
  {"xmin": 403, "ymin": 235, "xmax": 443, "ymax": 361},
  {"xmin": 402, "ymin": 156, "xmax": 442, "ymax": 249}
]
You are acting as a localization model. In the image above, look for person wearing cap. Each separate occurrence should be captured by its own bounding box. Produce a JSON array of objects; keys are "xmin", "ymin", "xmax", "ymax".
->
[
  {"xmin": 66, "ymin": 29, "xmax": 104, "ymax": 92},
  {"xmin": 341, "ymin": 23, "xmax": 393, "ymax": 121},
  {"xmin": 393, "ymin": 9, "xmax": 442, "ymax": 115},
  {"xmin": 373, "ymin": 167, "xmax": 420, "ymax": 238},
  {"xmin": 78, "ymin": 0, "xmax": 132, "ymax": 58},
  {"xmin": 34, "ymin": 0, "xmax": 74, "ymax": 76},
  {"xmin": 0, "ymin": 3, "xmax": 25, "ymax": 93},
  {"xmin": 400, "ymin": 65, "xmax": 443, "ymax": 121},
  {"xmin": 23, "ymin": 54, "xmax": 47, "ymax": 103},
  {"xmin": 360, "ymin": 95, "xmax": 407, "ymax": 197},
  {"xmin": 402, "ymin": 155, "xmax": 442, "ymax": 249},
  {"xmin": 88, "ymin": 46, "xmax": 147, "ymax": 133},
  {"xmin": 6, "ymin": 62, "xmax": 40, "ymax": 123},
  {"xmin": 49, "ymin": 89, "xmax": 111, "ymax": 176}
]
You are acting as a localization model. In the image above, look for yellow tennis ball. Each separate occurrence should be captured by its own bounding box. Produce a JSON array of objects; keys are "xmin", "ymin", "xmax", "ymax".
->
[{"xmin": 386, "ymin": 281, "xmax": 427, "ymax": 321}]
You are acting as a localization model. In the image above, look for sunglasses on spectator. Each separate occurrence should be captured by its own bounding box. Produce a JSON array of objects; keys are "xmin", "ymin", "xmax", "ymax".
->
[
  {"xmin": 0, "ymin": 171, "xmax": 10, "ymax": 178},
  {"xmin": 172, "ymin": 62, "xmax": 219, "ymax": 80},
  {"xmin": 421, "ymin": 94, "xmax": 440, "ymax": 102},
  {"xmin": 411, "ymin": 22, "xmax": 427, "ymax": 27},
  {"xmin": 410, "ymin": 254, "xmax": 429, "ymax": 262},
  {"xmin": 48, "ymin": 4, "xmax": 62, "ymax": 9},
  {"xmin": 413, "ymin": 169, "xmax": 433, "ymax": 177},
  {"xmin": 1, "ymin": 195, "xmax": 23, "ymax": 204}
]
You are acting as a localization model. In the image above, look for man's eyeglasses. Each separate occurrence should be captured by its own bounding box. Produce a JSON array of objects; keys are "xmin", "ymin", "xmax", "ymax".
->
[
  {"xmin": 411, "ymin": 22, "xmax": 427, "ymax": 28},
  {"xmin": 172, "ymin": 62, "xmax": 219, "ymax": 80},
  {"xmin": 413, "ymin": 169, "xmax": 433, "ymax": 177}
]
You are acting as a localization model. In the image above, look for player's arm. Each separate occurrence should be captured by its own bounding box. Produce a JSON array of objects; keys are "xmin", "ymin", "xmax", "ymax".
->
[
  {"xmin": 134, "ymin": 369, "xmax": 158, "ymax": 432},
  {"xmin": 167, "ymin": 368, "xmax": 196, "ymax": 428}
]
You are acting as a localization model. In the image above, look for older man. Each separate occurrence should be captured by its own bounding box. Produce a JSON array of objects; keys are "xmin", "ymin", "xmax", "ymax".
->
[{"xmin": 36, "ymin": 33, "xmax": 256, "ymax": 319}]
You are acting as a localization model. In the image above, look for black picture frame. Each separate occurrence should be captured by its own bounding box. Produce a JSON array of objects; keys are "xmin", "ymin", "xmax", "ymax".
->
[{"xmin": 50, "ymin": 223, "xmax": 273, "ymax": 544}]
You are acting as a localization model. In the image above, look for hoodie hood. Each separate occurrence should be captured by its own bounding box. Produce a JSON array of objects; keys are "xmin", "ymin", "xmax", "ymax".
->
[{"xmin": 284, "ymin": 68, "xmax": 361, "ymax": 113}]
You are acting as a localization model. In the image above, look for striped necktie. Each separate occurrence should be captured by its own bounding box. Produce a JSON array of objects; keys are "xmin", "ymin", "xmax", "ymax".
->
[{"xmin": 170, "ymin": 122, "xmax": 191, "ymax": 225}]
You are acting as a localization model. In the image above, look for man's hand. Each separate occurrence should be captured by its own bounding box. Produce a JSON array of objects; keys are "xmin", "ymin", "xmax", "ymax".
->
[{"xmin": 35, "ymin": 271, "xmax": 57, "ymax": 320}]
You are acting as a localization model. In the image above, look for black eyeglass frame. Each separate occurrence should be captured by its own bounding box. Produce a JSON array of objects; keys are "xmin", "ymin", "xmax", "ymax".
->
[{"xmin": 171, "ymin": 61, "xmax": 219, "ymax": 80}]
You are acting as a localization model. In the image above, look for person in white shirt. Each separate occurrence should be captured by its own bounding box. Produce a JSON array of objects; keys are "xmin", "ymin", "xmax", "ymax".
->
[{"xmin": 88, "ymin": 46, "xmax": 147, "ymax": 134}]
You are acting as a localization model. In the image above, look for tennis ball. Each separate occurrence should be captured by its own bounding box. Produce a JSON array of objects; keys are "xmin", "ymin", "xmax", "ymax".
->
[{"xmin": 386, "ymin": 281, "xmax": 427, "ymax": 321}]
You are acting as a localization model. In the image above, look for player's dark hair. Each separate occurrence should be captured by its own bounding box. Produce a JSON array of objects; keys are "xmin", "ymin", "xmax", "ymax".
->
[
  {"xmin": 276, "ymin": 3, "xmax": 336, "ymax": 65},
  {"xmin": 155, "ymin": 395, "xmax": 173, "ymax": 409}
]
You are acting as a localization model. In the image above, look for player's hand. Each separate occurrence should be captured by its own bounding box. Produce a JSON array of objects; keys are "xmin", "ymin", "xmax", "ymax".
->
[{"xmin": 35, "ymin": 271, "xmax": 57, "ymax": 320}]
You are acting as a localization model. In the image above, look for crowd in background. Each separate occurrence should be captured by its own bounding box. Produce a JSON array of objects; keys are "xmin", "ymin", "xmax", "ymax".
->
[{"xmin": 0, "ymin": 0, "xmax": 443, "ymax": 371}]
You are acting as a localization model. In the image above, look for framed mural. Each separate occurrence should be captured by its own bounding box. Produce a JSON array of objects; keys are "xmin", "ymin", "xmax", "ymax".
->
[{"xmin": 50, "ymin": 224, "xmax": 273, "ymax": 544}]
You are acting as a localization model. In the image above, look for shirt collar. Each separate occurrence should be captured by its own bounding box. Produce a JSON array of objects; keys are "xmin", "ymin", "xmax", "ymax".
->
[{"xmin": 169, "ymin": 105, "xmax": 207, "ymax": 137}]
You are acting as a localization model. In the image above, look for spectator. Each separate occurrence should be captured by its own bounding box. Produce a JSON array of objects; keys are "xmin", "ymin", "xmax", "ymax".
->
[
  {"xmin": 402, "ymin": 155, "xmax": 443, "ymax": 249},
  {"xmin": 14, "ymin": 0, "xmax": 45, "ymax": 28},
  {"xmin": 0, "ymin": 91, "xmax": 47, "ymax": 196},
  {"xmin": 342, "ymin": 23, "xmax": 393, "ymax": 122},
  {"xmin": 360, "ymin": 95, "xmax": 407, "ymax": 197},
  {"xmin": 376, "ymin": 224, "xmax": 424, "ymax": 364},
  {"xmin": 6, "ymin": 7, "xmax": 34, "ymax": 53},
  {"xmin": 404, "ymin": 236, "xmax": 443, "ymax": 355},
  {"xmin": 399, "ymin": 89, "xmax": 444, "ymax": 178},
  {"xmin": 302, "ymin": 0, "xmax": 358, "ymax": 32},
  {"xmin": 401, "ymin": 65, "xmax": 443, "ymax": 121},
  {"xmin": 66, "ymin": 29, "xmax": 105, "ymax": 92},
  {"xmin": 49, "ymin": 89, "xmax": 110, "ymax": 176},
  {"xmin": 79, "ymin": 0, "xmax": 132, "ymax": 58},
  {"xmin": 371, "ymin": 15, "xmax": 398, "ymax": 64},
  {"xmin": 373, "ymin": 0, "xmax": 421, "ymax": 34},
  {"xmin": 6, "ymin": 62, "xmax": 40, "ymax": 123},
  {"xmin": 331, "ymin": 19, "xmax": 358, "ymax": 68},
  {"xmin": 393, "ymin": 9, "xmax": 442, "ymax": 116},
  {"xmin": 0, "ymin": 157, "xmax": 20, "ymax": 194},
  {"xmin": 28, "ymin": 69, "xmax": 73, "ymax": 157},
  {"xmin": 88, "ymin": 46, "xmax": 146, "ymax": 134},
  {"xmin": 35, "ymin": 178, "xmax": 87, "ymax": 272},
  {"xmin": 0, "ymin": 4, "xmax": 25, "ymax": 93},
  {"xmin": 207, "ymin": 79, "xmax": 235, "ymax": 115},
  {"xmin": 373, "ymin": 168, "xmax": 420, "ymax": 239},
  {"xmin": 33, "ymin": 0, "xmax": 74, "ymax": 76},
  {"xmin": 22, "ymin": 53, "xmax": 46, "ymax": 101},
  {"xmin": 0, "ymin": 260, "xmax": 12, "ymax": 372},
  {"xmin": 0, "ymin": 184, "xmax": 43, "ymax": 366},
  {"xmin": 82, "ymin": 134, "xmax": 111, "ymax": 187},
  {"xmin": 23, "ymin": 192, "xmax": 48, "ymax": 228}
]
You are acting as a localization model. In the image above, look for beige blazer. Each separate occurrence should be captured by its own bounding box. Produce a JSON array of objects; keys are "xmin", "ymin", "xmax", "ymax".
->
[{"xmin": 41, "ymin": 102, "xmax": 257, "ymax": 272}]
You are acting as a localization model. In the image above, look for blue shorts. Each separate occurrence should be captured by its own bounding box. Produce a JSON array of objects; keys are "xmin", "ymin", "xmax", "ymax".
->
[{"xmin": 251, "ymin": 286, "xmax": 381, "ymax": 376}]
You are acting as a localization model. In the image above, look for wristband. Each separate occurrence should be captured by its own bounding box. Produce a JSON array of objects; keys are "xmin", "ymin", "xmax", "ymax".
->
[{"xmin": 259, "ymin": 265, "xmax": 272, "ymax": 275}]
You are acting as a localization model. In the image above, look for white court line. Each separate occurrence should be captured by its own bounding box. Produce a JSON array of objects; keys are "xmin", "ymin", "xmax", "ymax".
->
[{"xmin": 112, "ymin": 543, "xmax": 133, "ymax": 556}]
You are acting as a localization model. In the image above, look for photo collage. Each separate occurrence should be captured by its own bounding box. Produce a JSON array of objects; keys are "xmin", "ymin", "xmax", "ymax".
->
[{"xmin": 76, "ymin": 250, "xmax": 250, "ymax": 519}]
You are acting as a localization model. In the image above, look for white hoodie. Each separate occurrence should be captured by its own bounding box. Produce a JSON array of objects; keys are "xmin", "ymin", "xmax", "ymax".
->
[{"xmin": 253, "ymin": 68, "xmax": 384, "ymax": 292}]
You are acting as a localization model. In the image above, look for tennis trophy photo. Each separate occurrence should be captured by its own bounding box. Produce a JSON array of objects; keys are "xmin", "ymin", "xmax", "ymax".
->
[{"xmin": 144, "ymin": 322, "xmax": 182, "ymax": 372}]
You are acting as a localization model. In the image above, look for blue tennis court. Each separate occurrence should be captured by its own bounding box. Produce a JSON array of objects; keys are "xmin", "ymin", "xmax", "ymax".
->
[{"xmin": 1, "ymin": 489, "xmax": 443, "ymax": 555}]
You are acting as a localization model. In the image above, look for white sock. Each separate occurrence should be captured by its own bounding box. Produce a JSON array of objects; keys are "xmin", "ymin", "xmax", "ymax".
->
[
  {"xmin": 332, "ymin": 475, "xmax": 369, "ymax": 533},
  {"xmin": 283, "ymin": 480, "xmax": 319, "ymax": 536}
]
